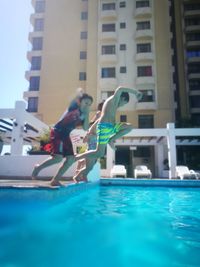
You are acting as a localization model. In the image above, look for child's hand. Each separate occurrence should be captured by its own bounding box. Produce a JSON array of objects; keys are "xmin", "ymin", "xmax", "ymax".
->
[{"xmin": 136, "ymin": 91, "xmax": 143, "ymax": 101}]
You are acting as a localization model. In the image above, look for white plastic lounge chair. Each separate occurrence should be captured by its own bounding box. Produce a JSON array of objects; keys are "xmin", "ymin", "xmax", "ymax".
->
[
  {"xmin": 175, "ymin": 165, "xmax": 199, "ymax": 180},
  {"xmin": 134, "ymin": 165, "xmax": 152, "ymax": 179},
  {"xmin": 110, "ymin": 165, "xmax": 127, "ymax": 178}
]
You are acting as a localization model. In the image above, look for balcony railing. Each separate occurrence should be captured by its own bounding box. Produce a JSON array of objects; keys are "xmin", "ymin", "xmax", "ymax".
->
[
  {"xmin": 135, "ymin": 29, "xmax": 153, "ymax": 39},
  {"xmin": 136, "ymin": 76, "xmax": 155, "ymax": 85},
  {"xmin": 100, "ymin": 10, "xmax": 117, "ymax": 20},
  {"xmin": 99, "ymin": 54, "xmax": 118, "ymax": 64},
  {"xmin": 135, "ymin": 52, "xmax": 154, "ymax": 62},
  {"xmin": 134, "ymin": 7, "xmax": 152, "ymax": 18},
  {"xmin": 135, "ymin": 102, "xmax": 157, "ymax": 110},
  {"xmin": 99, "ymin": 78, "xmax": 118, "ymax": 89},
  {"xmin": 100, "ymin": 31, "xmax": 117, "ymax": 41}
]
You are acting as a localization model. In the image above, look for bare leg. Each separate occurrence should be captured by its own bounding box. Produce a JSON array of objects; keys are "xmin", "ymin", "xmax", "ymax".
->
[
  {"xmin": 109, "ymin": 124, "xmax": 133, "ymax": 149},
  {"xmin": 32, "ymin": 155, "xmax": 63, "ymax": 179},
  {"xmin": 75, "ymin": 159, "xmax": 86, "ymax": 175},
  {"xmin": 50, "ymin": 155, "xmax": 76, "ymax": 186},
  {"xmin": 73, "ymin": 158, "xmax": 97, "ymax": 183},
  {"xmin": 76, "ymin": 144, "xmax": 106, "ymax": 161}
]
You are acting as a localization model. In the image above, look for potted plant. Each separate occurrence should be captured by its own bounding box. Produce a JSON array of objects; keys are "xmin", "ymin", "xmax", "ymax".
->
[{"xmin": 27, "ymin": 128, "xmax": 51, "ymax": 155}]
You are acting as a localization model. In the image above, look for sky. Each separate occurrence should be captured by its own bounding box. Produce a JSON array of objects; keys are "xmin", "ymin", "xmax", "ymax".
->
[{"xmin": 0, "ymin": 1, "xmax": 33, "ymax": 109}]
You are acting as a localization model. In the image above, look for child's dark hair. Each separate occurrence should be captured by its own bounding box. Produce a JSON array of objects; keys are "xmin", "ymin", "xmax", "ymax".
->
[
  {"xmin": 80, "ymin": 93, "xmax": 93, "ymax": 103},
  {"xmin": 121, "ymin": 92, "xmax": 129, "ymax": 102},
  {"xmin": 97, "ymin": 100, "xmax": 105, "ymax": 111}
]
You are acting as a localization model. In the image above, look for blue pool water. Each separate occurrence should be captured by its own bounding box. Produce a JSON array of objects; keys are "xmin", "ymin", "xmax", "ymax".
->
[{"xmin": 0, "ymin": 186, "xmax": 200, "ymax": 267}]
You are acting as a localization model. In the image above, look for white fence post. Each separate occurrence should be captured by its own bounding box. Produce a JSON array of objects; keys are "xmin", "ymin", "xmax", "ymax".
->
[
  {"xmin": 167, "ymin": 123, "xmax": 177, "ymax": 179},
  {"xmin": 10, "ymin": 101, "xmax": 26, "ymax": 155}
]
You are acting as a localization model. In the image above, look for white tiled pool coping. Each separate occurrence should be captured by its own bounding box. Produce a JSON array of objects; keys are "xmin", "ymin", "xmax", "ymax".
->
[{"xmin": 100, "ymin": 178, "xmax": 200, "ymax": 187}]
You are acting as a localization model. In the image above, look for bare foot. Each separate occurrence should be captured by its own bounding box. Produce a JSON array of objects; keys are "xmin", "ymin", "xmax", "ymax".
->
[
  {"xmin": 32, "ymin": 164, "xmax": 40, "ymax": 180},
  {"xmin": 73, "ymin": 176, "xmax": 80, "ymax": 183},
  {"xmin": 50, "ymin": 180, "xmax": 63, "ymax": 187}
]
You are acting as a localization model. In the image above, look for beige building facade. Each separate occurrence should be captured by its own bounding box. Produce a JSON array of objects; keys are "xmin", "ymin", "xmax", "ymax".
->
[{"xmin": 24, "ymin": 0, "xmax": 175, "ymax": 127}]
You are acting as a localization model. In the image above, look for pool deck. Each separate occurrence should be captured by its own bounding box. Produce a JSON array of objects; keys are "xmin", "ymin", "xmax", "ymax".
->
[
  {"xmin": 0, "ymin": 177, "xmax": 200, "ymax": 189},
  {"xmin": 0, "ymin": 178, "xmax": 74, "ymax": 189}
]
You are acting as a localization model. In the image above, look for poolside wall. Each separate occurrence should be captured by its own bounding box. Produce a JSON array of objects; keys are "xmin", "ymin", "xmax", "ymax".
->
[{"xmin": 0, "ymin": 155, "xmax": 100, "ymax": 181}]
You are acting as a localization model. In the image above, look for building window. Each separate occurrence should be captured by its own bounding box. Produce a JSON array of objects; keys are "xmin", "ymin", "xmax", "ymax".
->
[
  {"xmin": 137, "ymin": 43, "xmax": 151, "ymax": 53},
  {"xmin": 184, "ymin": 3, "xmax": 200, "ymax": 11},
  {"xmin": 34, "ymin": 19, "xmax": 44, "ymax": 31},
  {"xmin": 190, "ymin": 96, "xmax": 200, "ymax": 108},
  {"xmin": 187, "ymin": 49, "xmax": 200, "ymax": 58},
  {"xmin": 120, "ymin": 44, "xmax": 126, "ymax": 50},
  {"xmin": 138, "ymin": 115, "xmax": 154, "ymax": 128},
  {"xmin": 80, "ymin": 31, "xmax": 87, "ymax": 39},
  {"xmin": 102, "ymin": 24, "xmax": 115, "ymax": 32},
  {"xmin": 29, "ymin": 77, "xmax": 40, "ymax": 91},
  {"xmin": 189, "ymin": 79, "xmax": 200, "ymax": 90},
  {"xmin": 101, "ymin": 45, "xmax": 115, "ymax": 55},
  {"xmin": 139, "ymin": 90, "xmax": 154, "ymax": 102},
  {"xmin": 32, "ymin": 37, "xmax": 43, "ymax": 50},
  {"xmin": 27, "ymin": 97, "xmax": 38, "ymax": 112},
  {"xmin": 136, "ymin": 1, "xmax": 150, "ymax": 8},
  {"xmin": 120, "ymin": 66, "xmax": 127, "ymax": 73},
  {"xmin": 101, "ymin": 91, "xmax": 114, "ymax": 100},
  {"xmin": 137, "ymin": 66, "xmax": 152, "ymax": 77},
  {"xmin": 80, "ymin": 51, "xmax": 87, "ymax": 59},
  {"xmin": 35, "ymin": 1, "xmax": 45, "ymax": 13},
  {"xmin": 136, "ymin": 21, "xmax": 150, "ymax": 30},
  {"xmin": 186, "ymin": 33, "xmax": 200, "ymax": 42},
  {"xmin": 102, "ymin": 3, "xmax": 116, "ymax": 10},
  {"xmin": 119, "ymin": 2, "xmax": 126, "ymax": 8},
  {"xmin": 81, "ymin": 12, "xmax": 88, "ymax": 20},
  {"xmin": 31, "ymin": 56, "xmax": 42, "ymax": 70},
  {"xmin": 120, "ymin": 22, "xmax": 126, "ymax": 29},
  {"xmin": 101, "ymin": 68, "xmax": 116, "ymax": 78},
  {"xmin": 79, "ymin": 72, "xmax": 87, "ymax": 80},
  {"xmin": 188, "ymin": 63, "xmax": 200, "ymax": 74},
  {"xmin": 185, "ymin": 18, "xmax": 200, "ymax": 27},
  {"xmin": 120, "ymin": 115, "xmax": 127, "ymax": 122}
]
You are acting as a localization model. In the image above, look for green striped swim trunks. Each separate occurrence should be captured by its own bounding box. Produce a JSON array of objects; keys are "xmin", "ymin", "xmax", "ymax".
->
[{"xmin": 97, "ymin": 122, "xmax": 123, "ymax": 145}]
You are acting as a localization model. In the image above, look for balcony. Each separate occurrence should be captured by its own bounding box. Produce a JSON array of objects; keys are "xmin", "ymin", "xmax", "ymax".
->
[
  {"xmin": 27, "ymin": 51, "xmax": 42, "ymax": 62},
  {"xmin": 135, "ymin": 102, "xmax": 157, "ymax": 110},
  {"xmin": 135, "ymin": 29, "xmax": 153, "ymax": 40},
  {"xmin": 29, "ymin": 31, "xmax": 43, "ymax": 42},
  {"xmin": 100, "ymin": 10, "xmax": 117, "ymax": 20},
  {"xmin": 135, "ymin": 76, "xmax": 155, "ymax": 85},
  {"xmin": 135, "ymin": 52, "xmax": 154, "ymax": 62},
  {"xmin": 99, "ymin": 54, "xmax": 117, "ymax": 64},
  {"xmin": 25, "ymin": 70, "xmax": 41, "ymax": 81},
  {"xmin": 184, "ymin": 9, "xmax": 200, "ymax": 17},
  {"xmin": 188, "ymin": 73, "xmax": 200, "ymax": 79},
  {"xmin": 185, "ymin": 25, "xmax": 200, "ymax": 32},
  {"xmin": 100, "ymin": 31, "xmax": 117, "ymax": 41},
  {"xmin": 187, "ymin": 56, "xmax": 200, "ymax": 63},
  {"xmin": 99, "ymin": 78, "xmax": 118, "ymax": 89},
  {"xmin": 23, "ymin": 90, "xmax": 39, "ymax": 101},
  {"xmin": 134, "ymin": 7, "xmax": 152, "ymax": 18},
  {"xmin": 186, "ymin": 40, "xmax": 200, "ymax": 47},
  {"xmin": 190, "ymin": 108, "xmax": 200, "ymax": 113},
  {"xmin": 30, "ymin": 13, "xmax": 44, "ymax": 25}
]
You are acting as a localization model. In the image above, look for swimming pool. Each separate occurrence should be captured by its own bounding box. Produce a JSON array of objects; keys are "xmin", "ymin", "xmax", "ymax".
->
[{"xmin": 0, "ymin": 185, "xmax": 200, "ymax": 267}]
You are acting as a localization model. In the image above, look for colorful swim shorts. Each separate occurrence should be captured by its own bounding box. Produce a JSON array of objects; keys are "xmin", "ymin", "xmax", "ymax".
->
[{"xmin": 97, "ymin": 122, "xmax": 123, "ymax": 145}]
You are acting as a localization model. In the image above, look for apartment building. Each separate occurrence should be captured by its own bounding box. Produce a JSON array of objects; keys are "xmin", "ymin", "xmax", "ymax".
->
[
  {"xmin": 24, "ymin": 0, "xmax": 175, "ymax": 125},
  {"xmin": 171, "ymin": 0, "xmax": 200, "ymax": 126}
]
